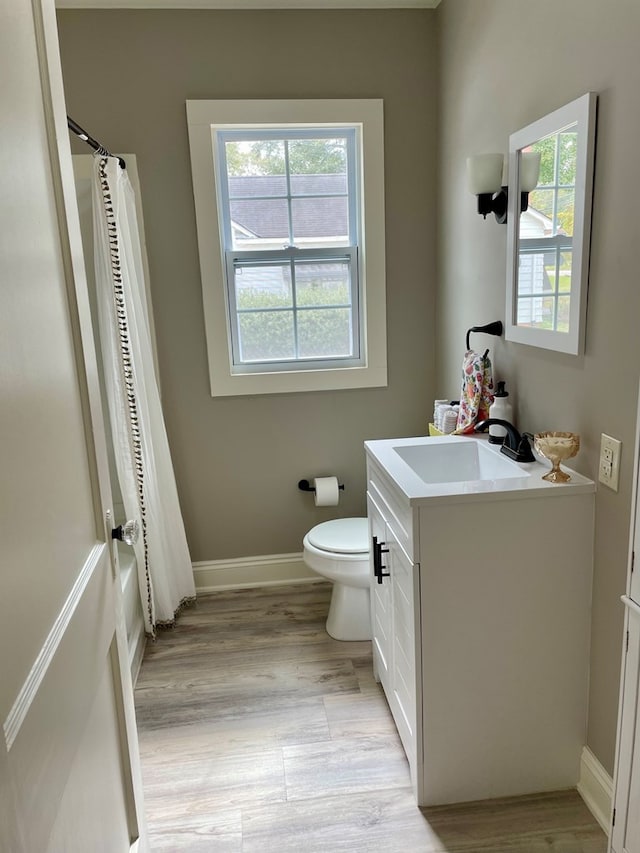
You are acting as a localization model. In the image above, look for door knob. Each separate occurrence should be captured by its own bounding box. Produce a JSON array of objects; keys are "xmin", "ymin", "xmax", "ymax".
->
[{"xmin": 111, "ymin": 519, "xmax": 140, "ymax": 546}]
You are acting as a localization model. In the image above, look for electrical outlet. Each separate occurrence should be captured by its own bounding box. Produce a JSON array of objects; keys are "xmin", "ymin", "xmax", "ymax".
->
[{"xmin": 599, "ymin": 433, "xmax": 622, "ymax": 492}]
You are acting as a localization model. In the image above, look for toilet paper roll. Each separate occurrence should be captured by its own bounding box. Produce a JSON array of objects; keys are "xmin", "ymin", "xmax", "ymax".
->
[{"xmin": 313, "ymin": 476, "xmax": 341, "ymax": 507}]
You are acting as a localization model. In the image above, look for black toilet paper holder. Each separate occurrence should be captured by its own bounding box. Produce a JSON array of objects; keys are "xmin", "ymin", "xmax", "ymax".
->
[{"xmin": 298, "ymin": 479, "xmax": 345, "ymax": 493}]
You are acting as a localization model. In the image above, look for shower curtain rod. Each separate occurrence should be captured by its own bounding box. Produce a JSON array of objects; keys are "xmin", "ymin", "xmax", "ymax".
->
[{"xmin": 67, "ymin": 116, "xmax": 126, "ymax": 169}]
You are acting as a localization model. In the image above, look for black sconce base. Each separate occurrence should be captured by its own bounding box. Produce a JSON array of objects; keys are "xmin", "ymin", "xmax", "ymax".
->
[{"xmin": 474, "ymin": 188, "xmax": 531, "ymax": 225}]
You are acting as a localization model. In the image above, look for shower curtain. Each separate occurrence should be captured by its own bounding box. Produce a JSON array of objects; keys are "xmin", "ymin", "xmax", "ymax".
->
[{"xmin": 92, "ymin": 156, "xmax": 195, "ymax": 635}]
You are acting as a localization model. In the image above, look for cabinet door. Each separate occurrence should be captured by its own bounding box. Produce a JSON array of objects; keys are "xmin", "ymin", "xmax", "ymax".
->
[
  {"xmin": 368, "ymin": 494, "xmax": 392, "ymax": 691},
  {"xmin": 388, "ymin": 525, "xmax": 422, "ymax": 780},
  {"xmin": 611, "ymin": 603, "xmax": 640, "ymax": 853}
]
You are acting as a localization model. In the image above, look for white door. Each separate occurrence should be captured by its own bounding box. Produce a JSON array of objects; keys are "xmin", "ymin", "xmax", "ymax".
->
[
  {"xmin": 610, "ymin": 605, "xmax": 640, "ymax": 853},
  {"xmin": 0, "ymin": 1, "xmax": 146, "ymax": 851}
]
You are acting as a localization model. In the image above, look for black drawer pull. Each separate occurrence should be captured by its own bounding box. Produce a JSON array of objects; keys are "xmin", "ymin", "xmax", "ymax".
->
[{"xmin": 372, "ymin": 536, "xmax": 390, "ymax": 584}]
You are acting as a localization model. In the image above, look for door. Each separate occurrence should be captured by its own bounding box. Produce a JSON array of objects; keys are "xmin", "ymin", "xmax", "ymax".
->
[
  {"xmin": 0, "ymin": 1, "xmax": 146, "ymax": 851},
  {"xmin": 610, "ymin": 604, "xmax": 640, "ymax": 853},
  {"xmin": 389, "ymin": 526, "xmax": 419, "ymax": 755},
  {"xmin": 367, "ymin": 494, "xmax": 392, "ymax": 690}
]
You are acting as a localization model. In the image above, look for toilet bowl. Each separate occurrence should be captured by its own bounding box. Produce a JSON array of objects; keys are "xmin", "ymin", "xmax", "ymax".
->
[{"xmin": 302, "ymin": 517, "xmax": 371, "ymax": 641}]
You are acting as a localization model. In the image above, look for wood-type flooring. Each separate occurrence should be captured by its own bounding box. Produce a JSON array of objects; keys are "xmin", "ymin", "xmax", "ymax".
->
[{"xmin": 134, "ymin": 582, "xmax": 607, "ymax": 852}]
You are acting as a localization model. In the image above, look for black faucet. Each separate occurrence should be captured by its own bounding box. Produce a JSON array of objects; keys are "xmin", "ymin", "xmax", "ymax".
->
[{"xmin": 474, "ymin": 419, "xmax": 536, "ymax": 463}]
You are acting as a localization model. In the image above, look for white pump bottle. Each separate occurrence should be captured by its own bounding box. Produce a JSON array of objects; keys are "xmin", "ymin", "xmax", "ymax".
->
[{"xmin": 488, "ymin": 381, "xmax": 513, "ymax": 444}]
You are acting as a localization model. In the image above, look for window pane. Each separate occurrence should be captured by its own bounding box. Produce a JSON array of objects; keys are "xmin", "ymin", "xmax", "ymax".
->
[
  {"xmin": 295, "ymin": 261, "xmax": 351, "ymax": 307},
  {"xmin": 234, "ymin": 263, "xmax": 292, "ymax": 309},
  {"xmin": 517, "ymin": 295, "xmax": 556, "ymax": 330},
  {"xmin": 556, "ymin": 189, "xmax": 575, "ymax": 237},
  {"xmin": 534, "ymin": 136, "xmax": 556, "ymax": 186},
  {"xmin": 559, "ymin": 250, "xmax": 573, "ymax": 293},
  {"xmin": 228, "ymin": 174, "xmax": 287, "ymax": 199},
  {"xmin": 288, "ymin": 138, "xmax": 347, "ymax": 182},
  {"xmin": 292, "ymin": 197, "xmax": 349, "ymax": 243},
  {"xmin": 518, "ymin": 251, "xmax": 553, "ymax": 294},
  {"xmin": 230, "ymin": 198, "xmax": 289, "ymax": 249},
  {"xmin": 297, "ymin": 308, "xmax": 352, "ymax": 358},
  {"xmin": 238, "ymin": 311, "xmax": 295, "ymax": 361},
  {"xmin": 528, "ymin": 187, "xmax": 554, "ymax": 220},
  {"xmin": 225, "ymin": 140, "xmax": 286, "ymax": 182},
  {"xmin": 543, "ymin": 251, "xmax": 559, "ymax": 294},
  {"xmin": 517, "ymin": 298, "xmax": 541, "ymax": 326},
  {"xmin": 557, "ymin": 295, "xmax": 571, "ymax": 333},
  {"xmin": 558, "ymin": 129, "xmax": 577, "ymax": 185},
  {"xmin": 290, "ymin": 173, "xmax": 348, "ymax": 196}
]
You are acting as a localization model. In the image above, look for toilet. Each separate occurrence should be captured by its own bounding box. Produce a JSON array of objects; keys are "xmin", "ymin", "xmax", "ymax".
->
[{"xmin": 302, "ymin": 517, "xmax": 371, "ymax": 641}]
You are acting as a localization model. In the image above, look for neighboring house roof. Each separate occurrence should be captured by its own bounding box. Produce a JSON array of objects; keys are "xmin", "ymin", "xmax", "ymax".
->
[
  {"xmin": 229, "ymin": 174, "xmax": 348, "ymax": 239},
  {"xmin": 520, "ymin": 206, "xmax": 553, "ymax": 238}
]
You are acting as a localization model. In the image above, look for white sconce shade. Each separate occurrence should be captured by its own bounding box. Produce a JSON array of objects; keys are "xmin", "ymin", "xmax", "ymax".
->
[
  {"xmin": 519, "ymin": 151, "xmax": 541, "ymax": 192},
  {"xmin": 466, "ymin": 153, "xmax": 504, "ymax": 195}
]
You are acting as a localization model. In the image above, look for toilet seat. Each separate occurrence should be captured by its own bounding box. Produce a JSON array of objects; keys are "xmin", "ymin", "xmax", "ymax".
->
[{"xmin": 306, "ymin": 517, "xmax": 369, "ymax": 555}]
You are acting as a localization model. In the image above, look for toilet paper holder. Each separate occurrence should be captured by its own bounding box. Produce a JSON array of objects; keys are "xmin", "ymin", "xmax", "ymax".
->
[{"xmin": 298, "ymin": 479, "xmax": 345, "ymax": 493}]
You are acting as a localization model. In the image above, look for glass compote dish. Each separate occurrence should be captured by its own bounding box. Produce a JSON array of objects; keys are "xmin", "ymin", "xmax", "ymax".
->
[{"xmin": 534, "ymin": 431, "xmax": 580, "ymax": 483}]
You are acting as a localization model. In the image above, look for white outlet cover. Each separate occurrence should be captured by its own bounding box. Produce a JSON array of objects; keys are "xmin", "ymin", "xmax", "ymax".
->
[{"xmin": 599, "ymin": 433, "xmax": 622, "ymax": 492}]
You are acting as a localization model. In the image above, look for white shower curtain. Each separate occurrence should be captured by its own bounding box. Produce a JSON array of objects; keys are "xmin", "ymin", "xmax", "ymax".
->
[{"xmin": 92, "ymin": 156, "xmax": 195, "ymax": 635}]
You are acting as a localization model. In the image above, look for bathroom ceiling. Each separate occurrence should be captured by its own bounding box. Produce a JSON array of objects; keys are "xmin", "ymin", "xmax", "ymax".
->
[{"xmin": 56, "ymin": 0, "xmax": 441, "ymax": 7}]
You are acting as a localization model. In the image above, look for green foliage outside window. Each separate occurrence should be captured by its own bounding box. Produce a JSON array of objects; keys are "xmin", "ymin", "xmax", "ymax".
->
[
  {"xmin": 226, "ymin": 139, "xmax": 347, "ymax": 178},
  {"xmin": 235, "ymin": 284, "xmax": 352, "ymax": 362},
  {"xmin": 530, "ymin": 131, "xmax": 577, "ymax": 236}
]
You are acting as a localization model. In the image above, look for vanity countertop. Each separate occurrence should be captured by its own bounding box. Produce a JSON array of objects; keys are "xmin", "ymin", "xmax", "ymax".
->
[{"xmin": 364, "ymin": 433, "xmax": 595, "ymax": 507}]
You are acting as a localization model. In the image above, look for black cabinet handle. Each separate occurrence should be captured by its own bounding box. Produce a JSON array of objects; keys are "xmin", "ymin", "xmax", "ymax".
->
[
  {"xmin": 372, "ymin": 536, "xmax": 390, "ymax": 584},
  {"xmin": 372, "ymin": 535, "xmax": 380, "ymax": 577}
]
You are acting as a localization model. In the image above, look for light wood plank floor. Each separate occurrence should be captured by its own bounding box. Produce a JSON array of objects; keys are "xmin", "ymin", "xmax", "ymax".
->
[{"xmin": 134, "ymin": 582, "xmax": 607, "ymax": 852}]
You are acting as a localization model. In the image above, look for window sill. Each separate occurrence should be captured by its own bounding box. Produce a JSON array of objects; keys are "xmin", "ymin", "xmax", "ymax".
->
[{"xmin": 209, "ymin": 362, "xmax": 387, "ymax": 397}]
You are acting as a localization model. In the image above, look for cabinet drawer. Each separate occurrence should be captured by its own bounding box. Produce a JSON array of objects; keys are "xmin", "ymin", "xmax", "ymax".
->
[{"xmin": 366, "ymin": 458, "xmax": 416, "ymax": 561}]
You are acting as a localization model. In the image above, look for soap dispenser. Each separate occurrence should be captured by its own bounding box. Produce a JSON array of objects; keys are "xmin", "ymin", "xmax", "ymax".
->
[{"xmin": 488, "ymin": 381, "xmax": 513, "ymax": 444}]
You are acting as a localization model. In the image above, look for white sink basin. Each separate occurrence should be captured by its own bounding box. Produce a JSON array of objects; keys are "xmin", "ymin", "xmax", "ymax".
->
[
  {"xmin": 394, "ymin": 438, "xmax": 525, "ymax": 484},
  {"xmin": 365, "ymin": 435, "xmax": 595, "ymax": 505}
]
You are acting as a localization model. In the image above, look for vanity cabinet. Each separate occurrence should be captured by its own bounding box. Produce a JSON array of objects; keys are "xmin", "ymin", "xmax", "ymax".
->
[{"xmin": 365, "ymin": 438, "xmax": 595, "ymax": 807}]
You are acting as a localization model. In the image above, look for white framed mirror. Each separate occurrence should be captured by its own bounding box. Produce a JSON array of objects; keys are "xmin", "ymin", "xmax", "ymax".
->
[{"xmin": 505, "ymin": 93, "xmax": 597, "ymax": 355}]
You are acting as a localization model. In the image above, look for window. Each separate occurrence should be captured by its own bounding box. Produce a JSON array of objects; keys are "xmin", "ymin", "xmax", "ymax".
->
[{"xmin": 186, "ymin": 100, "xmax": 386, "ymax": 397}]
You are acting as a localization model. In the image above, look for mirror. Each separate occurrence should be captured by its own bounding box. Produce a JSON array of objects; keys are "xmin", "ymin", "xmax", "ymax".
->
[{"xmin": 505, "ymin": 93, "xmax": 597, "ymax": 355}]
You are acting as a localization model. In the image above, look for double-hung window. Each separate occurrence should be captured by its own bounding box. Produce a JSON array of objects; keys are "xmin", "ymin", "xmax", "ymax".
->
[{"xmin": 187, "ymin": 100, "xmax": 386, "ymax": 397}]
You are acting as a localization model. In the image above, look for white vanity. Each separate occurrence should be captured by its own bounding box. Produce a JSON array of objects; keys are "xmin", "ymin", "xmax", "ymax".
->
[{"xmin": 365, "ymin": 434, "xmax": 596, "ymax": 807}]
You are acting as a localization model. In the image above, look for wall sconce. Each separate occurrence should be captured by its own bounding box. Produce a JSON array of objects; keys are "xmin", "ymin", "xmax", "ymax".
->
[{"xmin": 467, "ymin": 151, "xmax": 541, "ymax": 224}]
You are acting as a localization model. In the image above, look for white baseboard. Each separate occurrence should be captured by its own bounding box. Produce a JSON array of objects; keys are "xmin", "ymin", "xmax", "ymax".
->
[
  {"xmin": 192, "ymin": 552, "xmax": 320, "ymax": 593},
  {"xmin": 129, "ymin": 620, "xmax": 146, "ymax": 686},
  {"xmin": 577, "ymin": 745, "xmax": 613, "ymax": 835}
]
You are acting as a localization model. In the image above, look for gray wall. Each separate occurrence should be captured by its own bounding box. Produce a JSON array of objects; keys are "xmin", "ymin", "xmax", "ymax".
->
[
  {"xmin": 57, "ymin": 9, "xmax": 437, "ymax": 560},
  {"xmin": 436, "ymin": 0, "xmax": 640, "ymax": 773}
]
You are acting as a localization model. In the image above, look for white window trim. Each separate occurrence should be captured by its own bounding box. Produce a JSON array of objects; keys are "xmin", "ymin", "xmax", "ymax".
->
[{"xmin": 186, "ymin": 99, "xmax": 387, "ymax": 397}]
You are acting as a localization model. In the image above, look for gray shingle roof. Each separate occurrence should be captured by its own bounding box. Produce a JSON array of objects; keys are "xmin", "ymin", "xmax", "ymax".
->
[{"xmin": 228, "ymin": 175, "xmax": 348, "ymax": 239}]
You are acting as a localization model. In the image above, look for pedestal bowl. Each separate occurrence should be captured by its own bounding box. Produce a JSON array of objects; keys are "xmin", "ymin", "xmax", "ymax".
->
[{"xmin": 534, "ymin": 431, "xmax": 580, "ymax": 483}]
